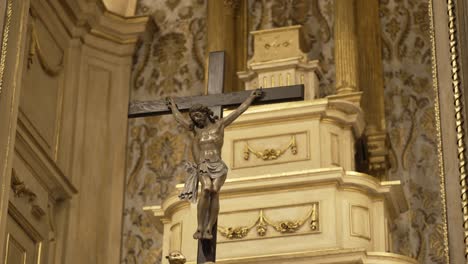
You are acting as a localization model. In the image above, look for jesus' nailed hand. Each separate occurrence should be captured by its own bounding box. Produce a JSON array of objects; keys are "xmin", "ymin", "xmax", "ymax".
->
[{"xmin": 165, "ymin": 88, "xmax": 263, "ymax": 240}]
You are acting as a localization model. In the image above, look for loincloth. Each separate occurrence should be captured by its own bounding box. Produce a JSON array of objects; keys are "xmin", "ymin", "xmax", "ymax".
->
[
  {"xmin": 178, "ymin": 160, "xmax": 228, "ymax": 203},
  {"xmin": 198, "ymin": 159, "xmax": 228, "ymax": 179}
]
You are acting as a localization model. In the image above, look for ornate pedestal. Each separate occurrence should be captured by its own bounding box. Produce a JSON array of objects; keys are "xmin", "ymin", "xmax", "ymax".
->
[
  {"xmin": 238, "ymin": 26, "xmax": 321, "ymax": 100},
  {"xmin": 145, "ymin": 97, "xmax": 416, "ymax": 264},
  {"xmin": 144, "ymin": 26, "xmax": 417, "ymax": 264}
]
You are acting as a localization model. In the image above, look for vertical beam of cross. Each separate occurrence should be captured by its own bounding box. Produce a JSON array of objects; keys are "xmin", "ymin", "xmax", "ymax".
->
[
  {"xmin": 206, "ymin": 51, "xmax": 225, "ymax": 118},
  {"xmin": 197, "ymin": 51, "xmax": 225, "ymax": 263}
]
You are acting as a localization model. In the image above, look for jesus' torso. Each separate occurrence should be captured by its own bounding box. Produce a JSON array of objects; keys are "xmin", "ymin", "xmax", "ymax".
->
[{"xmin": 192, "ymin": 121, "xmax": 225, "ymax": 164}]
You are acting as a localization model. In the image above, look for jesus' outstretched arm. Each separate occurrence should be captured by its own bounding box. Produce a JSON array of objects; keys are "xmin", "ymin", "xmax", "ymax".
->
[
  {"xmin": 221, "ymin": 88, "xmax": 263, "ymax": 127},
  {"xmin": 166, "ymin": 97, "xmax": 192, "ymax": 131}
]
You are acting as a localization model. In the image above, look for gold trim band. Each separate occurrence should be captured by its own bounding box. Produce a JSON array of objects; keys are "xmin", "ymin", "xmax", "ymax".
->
[
  {"xmin": 446, "ymin": 0, "xmax": 468, "ymax": 258},
  {"xmin": 429, "ymin": 0, "xmax": 450, "ymax": 262},
  {"xmin": 0, "ymin": 0, "xmax": 12, "ymax": 97}
]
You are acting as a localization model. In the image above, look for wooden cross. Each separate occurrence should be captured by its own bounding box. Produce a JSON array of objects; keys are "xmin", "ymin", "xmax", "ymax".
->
[{"xmin": 128, "ymin": 51, "xmax": 304, "ymax": 263}]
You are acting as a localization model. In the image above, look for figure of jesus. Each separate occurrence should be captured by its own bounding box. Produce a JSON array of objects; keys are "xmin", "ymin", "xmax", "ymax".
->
[{"xmin": 166, "ymin": 89, "xmax": 263, "ymax": 240}]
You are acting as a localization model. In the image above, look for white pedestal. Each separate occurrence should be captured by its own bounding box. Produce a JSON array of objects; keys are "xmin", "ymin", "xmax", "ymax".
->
[{"xmin": 144, "ymin": 97, "xmax": 417, "ymax": 264}]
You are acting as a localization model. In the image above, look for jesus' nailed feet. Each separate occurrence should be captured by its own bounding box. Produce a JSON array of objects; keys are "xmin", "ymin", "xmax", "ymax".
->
[{"xmin": 193, "ymin": 228, "xmax": 213, "ymax": 240}]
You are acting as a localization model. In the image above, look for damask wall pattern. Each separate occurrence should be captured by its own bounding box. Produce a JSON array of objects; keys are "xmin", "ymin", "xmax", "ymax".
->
[
  {"xmin": 380, "ymin": 0, "xmax": 444, "ymax": 263},
  {"xmin": 250, "ymin": 1, "xmax": 443, "ymax": 263},
  {"xmin": 122, "ymin": 1, "xmax": 206, "ymax": 263}
]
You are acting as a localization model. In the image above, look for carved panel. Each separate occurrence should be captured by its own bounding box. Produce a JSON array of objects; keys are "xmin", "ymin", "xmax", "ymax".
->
[
  {"xmin": 232, "ymin": 131, "xmax": 309, "ymax": 169},
  {"xmin": 19, "ymin": 9, "xmax": 64, "ymax": 159},
  {"xmin": 250, "ymin": 26, "xmax": 305, "ymax": 64},
  {"xmin": 350, "ymin": 205, "xmax": 371, "ymax": 240},
  {"xmin": 330, "ymin": 132, "xmax": 340, "ymax": 166},
  {"xmin": 5, "ymin": 212, "xmax": 43, "ymax": 264}
]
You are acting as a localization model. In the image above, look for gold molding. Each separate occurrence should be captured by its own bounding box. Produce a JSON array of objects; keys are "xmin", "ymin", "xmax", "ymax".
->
[
  {"xmin": 1, "ymin": 0, "xmax": 25, "ymax": 246},
  {"xmin": 0, "ymin": 0, "xmax": 13, "ymax": 95},
  {"xmin": 3, "ymin": 233, "xmax": 11, "ymax": 264},
  {"xmin": 429, "ymin": 0, "xmax": 450, "ymax": 262},
  {"xmin": 36, "ymin": 241, "xmax": 42, "ymax": 264},
  {"xmin": 446, "ymin": 0, "xmax": 468, "ymax": 259},
  {"xmin": 243, "ymin": 135, "xmax": 297, "ymax": 161},
  {"xmin": 0, "ymin": 0, "xmax": 12, "ymax": 97},
  {"xmin": 218, "ymin": 203, "xmax": 319, "ymax": 240}
]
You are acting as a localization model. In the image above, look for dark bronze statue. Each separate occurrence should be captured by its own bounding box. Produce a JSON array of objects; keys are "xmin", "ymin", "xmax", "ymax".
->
[{"xmin": 166, "ymin": 89, "xmax": 262, "ymax": 240}]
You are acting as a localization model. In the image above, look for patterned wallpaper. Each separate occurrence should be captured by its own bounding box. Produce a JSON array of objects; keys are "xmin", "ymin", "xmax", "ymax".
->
[
  {"xmin": 380, "ymin": 0, "xmax": 444, "ymax": 263},
  {"xmin": 123, "ymin": 0, "xmax": 444, "ymax": 264}
]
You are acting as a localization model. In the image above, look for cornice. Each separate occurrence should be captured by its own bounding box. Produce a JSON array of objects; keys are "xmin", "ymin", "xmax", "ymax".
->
[
  {"xmin": 45, "ymin": 0, "xmax": 150, "ymax": 56},
  {"xmin": 225, "ymin": 97, "xmax": 365, "ymax": 137},
  {"xmin": 148, "ymin": 168, "xmax": 408, "ymax": 224},
  {"xmin": 15, "ymin": 119, "xmax": 78, "ymax": 201}
]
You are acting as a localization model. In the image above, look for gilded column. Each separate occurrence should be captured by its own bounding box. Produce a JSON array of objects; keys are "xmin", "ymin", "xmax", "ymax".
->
[
  {"xmin": 207, "ymin": 0, "xmax": 246, "ymax": 93},
  {"xmin": 356, "ymin": 0, "xmax": 388, "ymax": 178},
  {"xmin": 334, "ymin": 0, "xmax": 359, "ymax": 94}
]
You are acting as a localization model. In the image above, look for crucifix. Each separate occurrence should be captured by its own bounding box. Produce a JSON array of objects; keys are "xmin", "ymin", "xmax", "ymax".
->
[{"xmin": 128, "ymin": 51, "xmax": 304, "ymax": 263}]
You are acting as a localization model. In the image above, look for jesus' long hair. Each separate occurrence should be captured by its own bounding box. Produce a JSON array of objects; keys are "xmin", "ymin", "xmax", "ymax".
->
[{"xmin": 188, "ymin": 104, "xmax": 219, "ymax": 129}]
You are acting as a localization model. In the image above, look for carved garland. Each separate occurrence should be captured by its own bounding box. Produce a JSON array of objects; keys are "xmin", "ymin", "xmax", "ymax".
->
[
  {"xmin": 11, "ymin": 173, "xmax": 45, "ymax": 219},
  {"xmin": 27, "ymin": 11, "xmax": 63, "ymax": 76},
  {"xmin": 11, "ymin": 173, "xmax": 36, "ymax": 201},
  {"xmin": 243, "ymin": 135, "xmax": 297, "ymax": 161},
  {"xmin": 218, "ymin": 204, "xmax": 319, "ymax": 240}
]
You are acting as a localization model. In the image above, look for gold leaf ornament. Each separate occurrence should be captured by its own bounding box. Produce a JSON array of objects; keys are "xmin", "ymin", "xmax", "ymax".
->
[
  {"xmin": 244, "ymin": 135, "xmax": 297, "ymax": 161},
  {"xmin": 218, "ymin": 204, "xmax": 319, "ymax": 240}
]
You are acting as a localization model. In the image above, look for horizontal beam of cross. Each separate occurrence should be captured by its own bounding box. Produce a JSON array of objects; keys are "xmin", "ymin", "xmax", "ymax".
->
[{"xmin": 128, "ymin": 85, "xmax": 304, "ymax": 118}]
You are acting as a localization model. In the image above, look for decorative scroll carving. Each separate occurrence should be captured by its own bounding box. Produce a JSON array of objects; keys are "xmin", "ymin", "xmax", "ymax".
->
[
  {"xmin": 243, "ymin": 135, "xmax": 297, "ymax": 161},
  {"xmin": 264, "ymin": 40, "xmax": 291, "ymax": 50},
  {"xmin": 11, "ymin": 172, "xmax": 46, "ymax": 220},
  {"xmin": 218, "ymin": 204, "xmax": 319, "ymax": 240},
  {"xmin": 31, "ymin": 204, "xmax": 45, "ymax": 219},
  {"xmin": 256, "ymin": 211, "xmax": 268, "ymax": 236},
  {"xmin": 11, "ymin": 173, "xmax": 37, "ymax": 202},
  {"xmin": 218, "ymin": 225, "xmax": 253, "ymax": 239},
  {"xmin": 262, "ymin": 207, "xmax": 312, "ymax": 234}
]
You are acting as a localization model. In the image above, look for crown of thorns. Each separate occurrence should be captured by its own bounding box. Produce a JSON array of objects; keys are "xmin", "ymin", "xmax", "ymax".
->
[{"xmin": 189, "ymin": 104, "xmax": 218, "ymax": 123}]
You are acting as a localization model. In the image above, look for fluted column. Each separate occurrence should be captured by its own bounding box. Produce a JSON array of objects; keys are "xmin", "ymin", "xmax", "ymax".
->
[
  {"xmin": 334, "ymin": 0, "xmax": 359, "ymax": 94},
  {"xmin": 356, "ymin": 0, "xmax": 388, "ymax": 178},
  {"xmin": 357, "ymin": 0, "xmax": 385, "ymax": 131}
]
